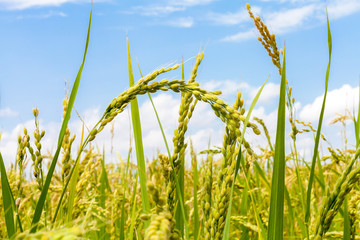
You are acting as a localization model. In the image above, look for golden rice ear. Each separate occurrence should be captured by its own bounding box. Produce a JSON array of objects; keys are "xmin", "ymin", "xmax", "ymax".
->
[{"xmin": 246, "ymin": 3, "xmax": 281, "ymax": 74}]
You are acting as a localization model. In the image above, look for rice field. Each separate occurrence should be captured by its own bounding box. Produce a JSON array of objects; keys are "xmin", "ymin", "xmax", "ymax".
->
[{"xmin": 1, "ymin": 3, "xmax": 360, "ymax": 240}]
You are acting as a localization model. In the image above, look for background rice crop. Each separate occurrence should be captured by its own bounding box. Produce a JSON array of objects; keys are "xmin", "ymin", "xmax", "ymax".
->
[{"xmin": 1, "ymin": 2, "xmax": 360, "ymax": 240}]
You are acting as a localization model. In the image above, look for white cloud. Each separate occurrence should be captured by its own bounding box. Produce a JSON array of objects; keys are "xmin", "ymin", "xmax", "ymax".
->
[
  {"xmin": 0, "ymin": 0, "xmax": 76, "ymax": 10},
  {"xmin": 327, "ymin": 0, "xmax": 360, "ymax": 20},
  {"xmin": 202, "ymin": 79, "xmax": 249, "ymax": 96},
  {"xmin": 221, "ymin": 0, "xmax": 360, "ymax": 42},
  {"xmin": 0, "ymin": 92, "xmax": 226, "ymax": 165},
  {"xmin": 165, "ymin": 17, "xmax": 194, "ymax": 28},
  {"xmin": 222, "ymin": 4, "xmax": 317, "ymax": 42},
  {"xmin": 207, "ymin": 7, "xmax": 260, "ymax": 25},
  {"xmin": 299, "ymin": 84, "xmax": 358, "ymax": 124},
  {"xmin": 250, "ymin": 82, "xmax": 280, "ymax": 104},
  {"xmin": 265, "ymin": 4, "xmax": 317, "ymax": 34},
  {"xmin": 170, "ymin": 0, "xmax": 215, "ymax": 7},
  {"xmin": 129, "ymin": 5, "xmax": 185, "ymax": 17},
  {"xmin": 1, "ymin": 83, "xmax": 358, "ymax": 167},
  {"xmin": 129, "ymin": 0, "xmax": 214, "ymax": 18},
  {"xmin": 0, "ymin": 0, "xmax": 106, "ymax": 10},
  {"xmin": 16, "ymin": 10, "xmax": 67, "ymax": 19},
  {"xmin": 221, "ymin": 29, "xmax": 256, "ymax": 42},
  {"xmin": 0, "ymin": 108, "xmax": 18, "ymax": 117}
]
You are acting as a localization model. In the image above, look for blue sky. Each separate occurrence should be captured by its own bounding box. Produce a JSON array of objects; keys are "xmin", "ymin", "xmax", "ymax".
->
[{"xmin": 0, "ymin": 0, "xmax": 360, "ymax": 163}]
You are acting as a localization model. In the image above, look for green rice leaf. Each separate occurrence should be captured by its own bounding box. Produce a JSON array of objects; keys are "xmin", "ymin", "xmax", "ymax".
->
[
  {"xmin": 98, "ymin": 148, "xmax": 109, "ymax": 240},
  {"xmin": 253, "ymin": 160, "xmax": 270, "ymax": 190},
  {"xmin": 66, "ymin": 156, "xmax": 79, "ymax": 223},
  {"xmin": 137, "ymin": 59, "xmax": 189, "ymax": 238},
  {"xmin": 175, "ymin": 58, "xmax": 186, "ymax": 237},
  {"xmin": 223, "ymin": 76, "xmax": 268, "ymax": 240},
  {"xmin": 354, "ymin": 78, "xmax": 360, "ymax": 148},
  {"xmin": 192, "ymin": 144, "xmax": 200, "ymax": 240},
  {"xmin": 0, "ymin": 153, "xmax": 15, "ymax": 238},
  {"xmin": 267, "ymin": 49, "xmax": 286, "ymax": 240},
  {"xmin": 344, "ymin": 197, "xmax": 350, "ymax": 240},
  {"xmin": 126, "ymin": 36, "xmax": 150, "ymax": 219},
  {"xmin": 284, "ymin": 186, "xmax": 295, "ymax": 236},
  {"xmin": 128, "ymin": 174, "xmax": 138, "ymax": 240},
  {"xmin": 305, "ymin": 6, "xmax": 332, "ymax": 232},
  {"xmin": 120, "ymin": 145, "xmax": 132, "ymax": 240},
  {"xmin": 30, "ymin": 4, "xmax": 92, "ymax": 233}
]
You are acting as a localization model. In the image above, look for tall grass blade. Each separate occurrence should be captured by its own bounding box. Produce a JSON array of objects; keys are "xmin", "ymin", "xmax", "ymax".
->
[
  {"xmin": 305, "ymin": 6, "xmax": 332, "ymax": 233},
  {"xmin": 192, "ymin": 144, "xmax": 200, "ymax": 240},
  {"xmin": 354, "ymin": 79, "xmax": 360, "ymax": 148},
  {"xmin": 137, "ymin": 60, "xmax": 189, "ymax": 237},
  {"xmin": 239, "ymin": 169, "xmax": 250, "ymax": 240},
  {"xmin": 120, "ymin": 147, "xmax": 131, "ymax": 240},
  {"xmin": 0, "ymin": 153, "xmax": 15, "ymax": 238},
  {"xmin": 136, "ymin": 62, "xmax": 171, "ymax": 157},
  {"xmin": 175, "ymin": 58, "xmax": 186, "ymax": 236},
  {"xmin": 98, "ymin": 148, "xmax": 110, "ymax": 240},
  {"xmin": 66, "ymin": 157, "xmax": 79, "ymax": 223},
  {"xmin": 30, "ymin": 5, "xmax": 92, "ymax": 233},
  {"xmin": 67, "ymin": 124, "xmax": 84, "ymax": 223},
  {"xmin": 253, "ymin": 160, "xmax": 270, "ymax": 190},
  {"xmin": 267, "ymin": 49, "xmax": 286, "ymax": 240},
  {"xmin": 128, "ymin": 174, "xmax": 138, "ymax": 240},
  {"xmin": 344, "ymin": 197, "xmax": 350, "ymax": 240},
  {"xmin": 126, "ymin": 36, "xmax": 150, "ymax": 218},
  {"xmin": 223, "ymin": 77, "xmax": 268, "ymax": 240}
]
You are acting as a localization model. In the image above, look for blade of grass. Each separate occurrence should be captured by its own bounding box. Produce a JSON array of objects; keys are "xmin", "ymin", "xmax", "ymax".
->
[
  {"xmin": 284, "ymin": 186, "xmax": 295, "ymax": 237},
  {"xmin": 67, "ymin": 156, "xmax": 79, "ymax": 223},
  {"xmin": 136, "ymin": 61, "xmax": 171, "ymax": 158},
  {"xmin": 175, "ymin": 58, "xmax": 186, "ymax": 236},
  {"xmin": 239, "ymin": 154, "xmax": 267, "ymax": 240},
  {"xmin": 128, "ymin": 174, "xmax": 138, "ymax": 240},
  {"xmin": 239, "ymin": 166, "xmax": 250, "ymax": 240},
  {"xmin": 120, "ymin": 146, "xmax": 132, "ymax": 240},
  {"xmin": 0, "ymin": 153, "xmax": 15, "ymax": 238},
  {"xmin": 136, "ymin": 60, "xmax": 189, "ymax": 237},
  {"xmin": 67, "ymin": 123, "xmax": 84, "ymax": 223},
  {"xmin": 253, "ymin": 160, "xmax": 270, "ymax": 190},
  {"xmin": 223, "ymin": 76, "xmax": 269, "ymax": 240},
  {"xmin": 126, "ymin": 36, "xmax": 150, "ymax": 220},
  {"xmin": 344, "ymin": 197, "xmax": 350, "ymax": 240},
  {"xmin": 305, "ymin": 7, "xmax": 332, "ymax": 235},
  {"xmin": 267, "ymin": 49, "xmax": 286, "ymax": 240},
  {"xmin": 30, "ymin": 4, "xmax": 92, "ymax": 233},
  {"xmin": 98, "ymin": 148, "xmax": 110, "ymax": 240},
  {"xmin": 191, "ymin": 143, "xmax": 200, "ymax": 240},
  {"xmin": 100, "ymin": 148, "xmax": 111, "ymax": 192},
  {"xmin": 316, "ymin": 152, "xmax": 325, "ymax": 193},
  {"xmin": 353, "ymin": 78, "xmax": 360, "ymax": 148}
]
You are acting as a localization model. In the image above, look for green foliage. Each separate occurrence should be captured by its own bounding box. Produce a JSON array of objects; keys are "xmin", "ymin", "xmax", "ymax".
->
[{"xmin": 1, "ymin": 3, "xmax": 359, "ymax": 240}]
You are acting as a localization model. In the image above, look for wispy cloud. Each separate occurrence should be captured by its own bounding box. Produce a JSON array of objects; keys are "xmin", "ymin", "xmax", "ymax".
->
[
  {"xmin": 165, "ymin": 17, "xmax": 194, "ymax": 28},
  {"xmin": 0, "ymin": 0, "xmax": 74, "ymax": 10},
  {"xmin": 221, "ymin": 29, "xmax": 255, "ymax": 42},
  {"xmin": 202, "ymin": 79, "xmax": 248, "ymax": 96},
  {"xmin": 300, "ymin": 84, "xmax": 359, "ymax": 124},
  {"xmin": 129, "ymin": 5, "xmax": 186, "ymax": 17},
  {"xmin": 207, "ymin": 7, "xmax": 261, "ymax": 25},
  {"xmin": 327, "ymin": 0, "xmax": 360, "ymax": 20},
  {"xmin": 250, "ymin": 82, "xmax": 280, "ymax": 104},
  {"xmin": 265, "ymin": 4, "xmax": 317, "ymax": 34},
  {"xmin": 220, "ymin": 0, "xmax": 360, "ymax": 42},
  {"xmin": 170, "ymin": 0, "xmax": 215, "ymax": 7},
  {"xmin": 128, "ymin": 0, "xmax": 215, "ymax": 18},
  {"xmin": 0, "ymin": 0, "xmax": 107, "ymax": 10},
  {"xmin": 0, "ymin": 108, "xmax": 18, "ymax": 117},
  {"xmin": 16, "ymin": 10, "xmax": 67, "ymax": 19}
]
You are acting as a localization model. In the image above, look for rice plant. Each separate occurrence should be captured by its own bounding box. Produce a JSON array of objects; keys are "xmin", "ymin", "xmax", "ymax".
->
[{"xmin": 1, "ymin": 3, "xmax": 360, "ymax": 240}]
